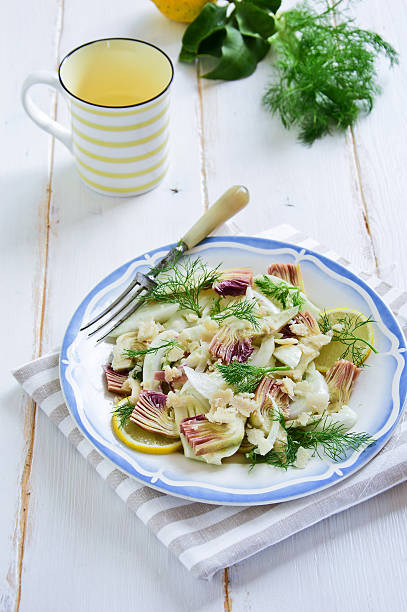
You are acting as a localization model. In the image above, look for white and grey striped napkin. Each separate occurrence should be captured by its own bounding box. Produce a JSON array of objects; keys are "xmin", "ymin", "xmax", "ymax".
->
[{"xmin": 13, "ymin": 225, "xmax": 407, "ymax": 580}]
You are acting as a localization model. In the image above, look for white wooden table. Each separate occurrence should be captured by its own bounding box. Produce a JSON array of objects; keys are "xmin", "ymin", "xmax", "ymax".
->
[{"xmin": 2, "ymin": 1, "xmax": 407, "ymax": 610}]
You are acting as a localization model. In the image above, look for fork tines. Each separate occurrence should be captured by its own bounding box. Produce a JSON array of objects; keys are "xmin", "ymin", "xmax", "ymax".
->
[{"xmin": 80, "ymin": 271, "xmax": 156, "ymax": 341}]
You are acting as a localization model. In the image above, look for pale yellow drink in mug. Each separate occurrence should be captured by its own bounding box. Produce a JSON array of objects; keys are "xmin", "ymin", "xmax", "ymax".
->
[{"xmin": 22, "ymin": 38, "xmax": 174, "ymax": 196}]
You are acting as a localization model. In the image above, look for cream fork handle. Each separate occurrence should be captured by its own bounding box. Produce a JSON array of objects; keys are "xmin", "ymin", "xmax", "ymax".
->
[{"xmin": 181, "ymin": 185, "xmax": 249, "ymax": 249}]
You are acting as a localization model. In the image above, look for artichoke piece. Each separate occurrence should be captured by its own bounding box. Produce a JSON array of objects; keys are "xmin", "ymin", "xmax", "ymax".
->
[
  {"xmin": 249, "ymin": 377, "xmax": 290, "ymax": 433},
  {"xmin": 213, "ymin": 267, "xmax": 253, "ymax": 297},
  {"xmin": 112, "ymin": 332, "xmax": 144, "ymax": 372},
  {"xmin": 268, "ymin": 263, "xmax": 304, "ymax": 291},
  {"xmin": 209, "ymin": 325, "xmax": 253, "ymax": 364},
  {"xmin": 104, "ymin": 365, "xmax": 128, "ymax": 395},
  {"xmin": 130, "ymin": 390, "xmax": 179, "ymax": 438},
  {"xmin": 289, "ymin": 312, "xmax": 321, "ymax": 336},
  {"xmin": 325, "ymin": 359, "xmax": 361, "ymax": 411},
  {"xmin": 180, "ymin": 414, "xmax": 245, "ymax": 461}
]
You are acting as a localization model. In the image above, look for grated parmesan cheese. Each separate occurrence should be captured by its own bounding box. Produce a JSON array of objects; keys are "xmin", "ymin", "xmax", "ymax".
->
[
  {"xmin": 137, "ymin": 319, "xmax": 162, "ymax": 343},
  {"xmin": 294, "ymin": 446, "xmax": 312, "ymax": 468}
]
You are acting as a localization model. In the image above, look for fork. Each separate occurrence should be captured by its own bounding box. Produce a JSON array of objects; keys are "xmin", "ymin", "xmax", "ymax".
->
[{"xmin": 81, "ymin": 185, "xmax": 249, "ymax": 342}]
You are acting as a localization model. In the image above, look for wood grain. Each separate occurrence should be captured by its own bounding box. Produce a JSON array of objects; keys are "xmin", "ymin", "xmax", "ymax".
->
[
  {"xmin": 350, "ymin": 0, "xmax": 407, "ymax": 289},
  {"xmin": 16, "ymin": 1, "xmax": 225, "ymax": 611},
  {"xmin": 2, "ymin": 0, "xmax": 407, "ymax": 610},
  {"xmin": 0, "ymin": 0, "xmax": 63, "ymax": 609}
]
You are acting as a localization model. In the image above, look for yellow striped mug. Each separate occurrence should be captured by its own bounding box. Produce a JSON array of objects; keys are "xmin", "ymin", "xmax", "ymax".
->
[{"xmin": 22, "ymin": 38, "xmax": 174, "ymax": 196}]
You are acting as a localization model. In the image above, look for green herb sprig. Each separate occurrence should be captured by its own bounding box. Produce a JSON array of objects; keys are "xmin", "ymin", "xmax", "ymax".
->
[
  {"xmin": 179, "ymin": 0, "xmax": 398, "ymax": 143},
  {"xmin": 264, "ymin": 1, "xmax": 398, "ymax": 143},
  {"xmin": 319, "ymin": 311, "xmax": 377, "ymax": 367},
  {"xmin": 255, "ymin": 275, "xmax": 304, "ymax": 309},
  {"xmin": 112, "ymin": 400, "xmax": 134, "ymax": 429},
  {"xmin": 210, "ymin": 297, "xmax": 260, "ymax": 329},
  {"xmin": 146, "ymin": 257, "xmax": 220, "ymax": 316},
  {"xmin": 217, "ymin": 361, "xmax": 290, "ymax": 393},
  {"xmin": 123, "ymin": 340, "xmax": 179, "ymax": 360},
  {"xmin": 246, "ymin": 412, "xmax": 374, "ymax": 469}
]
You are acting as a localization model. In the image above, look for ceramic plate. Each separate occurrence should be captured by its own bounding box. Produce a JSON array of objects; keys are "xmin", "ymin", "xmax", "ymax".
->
[{"xmin": 60, "ymin": 236, "xmax": 407, "ymax": 505}]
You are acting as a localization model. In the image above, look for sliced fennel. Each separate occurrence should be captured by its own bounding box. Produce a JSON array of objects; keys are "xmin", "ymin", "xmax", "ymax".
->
[
  {"xmin": 263, "ymin": 306, "xmax": 300, "ymax": 333},
  {"xmin": 288, "ymin": 367, "xmax": 329, "ymax": 419},
  {"xmin": 249, "ymin": 336, "xmax": 275, "ymax": 367},
  {"xmin": 321, "ymin": 405, "xmax": 358, "ymax": 431},
  {"xmin": 142, "ymin": 330, "xmax": 178, "ymax": 390},
  {"xmin": 273, "ymin": 344, "xmax": 302, "ymax": 369},
  {"xmin": 109, "ymin": 303, "xmax": 179, "ymax": 338},
  {"xmin": 183, "ymin": 366, "xmax": 225, "ymax": 400},
  {"xmin": 172, "ymin": 381, "xmax": 210, "ymax": 429}
]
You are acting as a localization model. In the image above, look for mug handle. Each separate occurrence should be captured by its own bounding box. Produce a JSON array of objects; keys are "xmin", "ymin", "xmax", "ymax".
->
[{"xmin": 21, "ymin": 70, "xmax": 73, "ymax": 152}]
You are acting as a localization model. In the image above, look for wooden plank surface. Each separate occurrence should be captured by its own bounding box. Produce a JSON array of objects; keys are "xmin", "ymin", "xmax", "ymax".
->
[
  {"xmin": 1, "ymin": 1, "xmax": 62, "ymax": 609},
  {"xmin": 2, "ymin": 0, "xmax": 407, "ymax": 610}
]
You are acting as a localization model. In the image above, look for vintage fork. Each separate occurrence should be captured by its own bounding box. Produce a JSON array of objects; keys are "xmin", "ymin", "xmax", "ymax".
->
[{"xmin": 80, "ymin": 185, "xmax": 249, "ymax": 342}]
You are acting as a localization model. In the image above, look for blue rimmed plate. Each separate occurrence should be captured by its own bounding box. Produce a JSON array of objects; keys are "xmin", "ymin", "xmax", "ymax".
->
[{"xmin": 60, "ymin": 236, "xmax": 407, "ymax": 505}]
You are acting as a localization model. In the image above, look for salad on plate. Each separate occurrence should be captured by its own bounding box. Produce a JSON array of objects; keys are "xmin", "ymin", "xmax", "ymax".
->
[{"xmin": 103, "ymin": 257, "xmax": 376, "ymax": 470}]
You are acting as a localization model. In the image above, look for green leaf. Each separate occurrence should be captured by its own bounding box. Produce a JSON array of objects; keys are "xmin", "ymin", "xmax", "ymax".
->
[
  {"xmin": 244, "ymin": 35, "xmax": 270, "ymax": 62},
  {"xmin": 236, "ymin": 2, "xmax": 276, "ymax": 39},
  {"xmin": 180, "ymin": 3, "xmax": 228, "ymax": 61},
  {"xmin": 198, "ymin": 29, "xmax": 226, "ymax": 58},
  {"xmin": 246, "ymin": 0, "xmax": 281, "ymax": 13},
  {"xmin": 203, "ymin": 26, "xmax": 268, "ymax": 80},
  {"xmin": 179, "ymin": 47, "xmax": 197, "ymax": 63}
]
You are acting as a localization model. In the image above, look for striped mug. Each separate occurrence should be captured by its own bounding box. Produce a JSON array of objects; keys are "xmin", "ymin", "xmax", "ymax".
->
[{"xmin": 22, "ymin": 38, "xmax": 173, "ymax": 197}]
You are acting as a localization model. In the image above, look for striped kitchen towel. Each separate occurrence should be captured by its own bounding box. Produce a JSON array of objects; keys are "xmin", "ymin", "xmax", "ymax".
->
[{"xmin": 13, "ymin": 224, "xmax": 407, "ymax": 580}]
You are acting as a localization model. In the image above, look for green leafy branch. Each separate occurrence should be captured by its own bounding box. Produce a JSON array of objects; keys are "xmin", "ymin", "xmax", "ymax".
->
[
  {"xmin": 180, "ymin": 0, "xmax": 281, "ymax": 80},
  {"xmin": 179, "ymin": 0, "xmax": 398, "ymax": 143},
  {"xmin": 217, "ymin": 361, "xmax": 290, "ymax": 393},
  {"xmin": 319, "ymin": 311, "xmax": 377, "ymax": 367},
  {"xmin": 255, "ymin": 275, "xmax": 304, "ymax": 309},
  {"xmin": 112, "ymin": 400, "xmax": 134, "ymax": 429},
  {"xmin": 122, "ymin": 340, "xmax": 179, "ymax": 360},
  {"xmin": 264, "ymin": 1, "xmax": 398, "ymax": 143},
  {"xmin": 247, "ymin": 412, "xmax": 375, "ymax": 469},
  {"xmin": 210, "ymin": 297, "xmax": 260, "ymax": 329},
  {"xmin": 146, "ymin": 257, "xmax": 220, "ymax": 316}
]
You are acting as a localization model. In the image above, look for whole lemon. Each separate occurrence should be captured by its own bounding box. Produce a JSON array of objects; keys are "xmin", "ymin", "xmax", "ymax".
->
[{"xmin": 151, "ymin": 0, "xmax": 216, "ymax": 23}]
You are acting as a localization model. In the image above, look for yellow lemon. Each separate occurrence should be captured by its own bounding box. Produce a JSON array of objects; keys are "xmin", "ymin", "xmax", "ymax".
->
[
  {"xmin": 150, "ymin": 0, "xmax": 215, "ymax": 23},
  {"xmin": 112, "ymin": 401, "xmax": 181, "ymax": 454},
  {"xmin": 315, "ymin": 308, "xmax": 375, "ymax": 373}
]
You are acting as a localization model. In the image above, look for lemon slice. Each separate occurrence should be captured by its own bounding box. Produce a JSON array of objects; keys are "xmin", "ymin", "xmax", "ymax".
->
[
  {"xmin": 112, "ymin": 409, "xmax": 181, "ymax": 454},
  {"xmin": 315, "ymin": 308, "xmax": 375, "ymax": 373}
]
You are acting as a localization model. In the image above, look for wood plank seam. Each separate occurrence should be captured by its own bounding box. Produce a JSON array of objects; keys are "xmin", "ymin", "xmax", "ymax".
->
[
  {"xmin": 330, "ymin": 0, "xmax": 379, "ymax": 275},
  {"xmin": 196, "ymin": 56, "xmax": 230, "ymax": 609},
  {"xmin": 196, "ymin": 60, "xmax": 209, "ymax": 212},
  {"xmin": 349, "ymin": 126, "xmax": 379, "ymax": 273},
  {"xmin": 223, "ymin": 568, "xmax": 232, "ymax": 612},
  {"xmin": 14, "ymin": 1, "xmax": 65, "ymax": 610}
]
